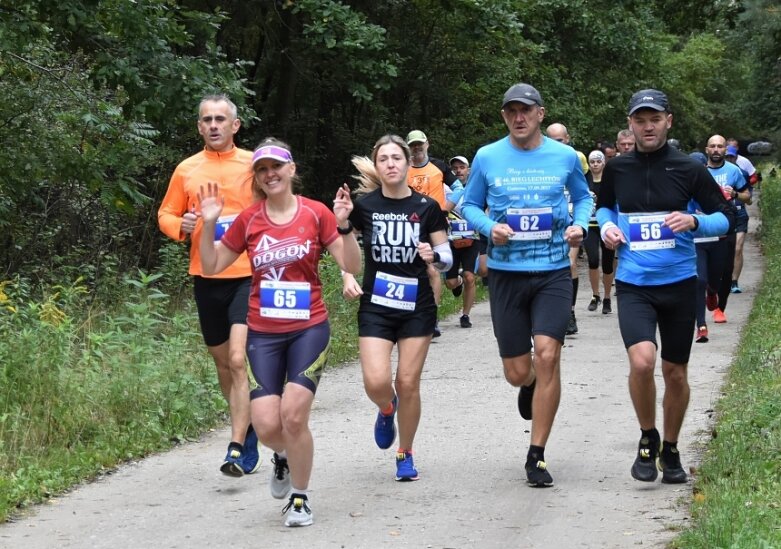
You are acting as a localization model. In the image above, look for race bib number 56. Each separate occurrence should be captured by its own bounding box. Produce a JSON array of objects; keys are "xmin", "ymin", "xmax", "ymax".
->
[{"xmin": 625, "ymin": 213, "xmax": 675, "ymax": 251}]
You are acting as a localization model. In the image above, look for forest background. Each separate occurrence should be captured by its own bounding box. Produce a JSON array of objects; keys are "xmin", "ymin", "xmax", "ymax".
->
[{"xmin": 1, "ymin": 0, "xmax": 780, "ymax": 541}]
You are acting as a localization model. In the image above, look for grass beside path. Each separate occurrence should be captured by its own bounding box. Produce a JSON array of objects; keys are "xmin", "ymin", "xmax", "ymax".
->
[
  {"xmin": 673, "ymin": 167, "xmax": 781, "ymax": 548},
  {"xmin": 0, "ymin": 251, "xmax": 481, "ymax": 522}
]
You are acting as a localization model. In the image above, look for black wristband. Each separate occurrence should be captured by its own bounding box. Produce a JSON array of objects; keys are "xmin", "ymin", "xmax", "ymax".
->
[
  {"xmin": 691, "ymin": 215, "xmax": 699, "ymax": 231},
  {"xmin": 432, "ymin": 251, "xmax": 441, "ymax": 264},
  {"xmin": 581, "ymin": 226, "xmax": 587, "ymax": 239},
  {"xmin": 337, "ymin": 220, "xmax": 354, "ymax": 235}
]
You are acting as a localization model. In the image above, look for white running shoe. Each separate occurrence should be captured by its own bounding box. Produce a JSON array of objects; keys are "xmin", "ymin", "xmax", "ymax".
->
[
  {"xmin": 270, "ymin": 453, "xmax": 291, "ymax": 499},
  {"xmin": 282, "ymin": 494, "xmax": 313, "ymax": 527}
]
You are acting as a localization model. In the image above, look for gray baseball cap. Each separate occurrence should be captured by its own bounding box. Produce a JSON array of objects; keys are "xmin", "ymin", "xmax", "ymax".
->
[{"xmin": 502, "ymin": 83, "xmax": 544, "ymax": 108}]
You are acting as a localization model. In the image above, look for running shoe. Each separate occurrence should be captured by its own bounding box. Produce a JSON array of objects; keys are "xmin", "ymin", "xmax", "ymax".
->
[
  {"xmin": 588, "ymin": 295, "xmax": 601, "ymax": 311},
  {"xmin": 395, "ymin": 451, "xmax": 419, "ymax": 481},
  {"xmin": 525, "ymin": 460, "xmax": 554, "ymax": 487},
  {"xmin": 565, "ymin": 312, "xmax": 578, "ymax": 335},
  {"xmin": 705, "ymin": 291, "xmax": 718, "ymax": 311},
  {"xmin": 433, "ymin": 321, "xmax": 441, "ymax": 338},
  {"xmin": 713, "ymin": 309, "xmax": 727, "ymax": 323},
  {"xmin": 241, "ymin": 425, "xmax": 261, "ymax": 474},
  {"xmin": 460, "ymin": 314, "xmax": 472, "ymax": 328},
  {"xmin": 452, "ymin": 275, "xmax": 464, "ymax": 297},
  {"xmin": 660, "ymin": 446, "xmax": 688, "ymax": 484},
  {"xmin": 695, "ymin": 325, "xmax": 709, "ymax": 343},
  {"xmin": 220, "ymin": 442, "xmax": 245, "ymax": 478},
  {"xmin": 270, "ymin": 452, "xmax": 291, "ymax": 499},
  {"xmin": 282, "ymin": 493, "xmax": 313, "ymax": 527},
  {"xmin": 602, "ymin": 298, "xmax": 612, "ymax": 315},
  {"xmin": 517, "ymin": 380, "xmax": 535, "ymax": 420},
  {"xmin": 631, "ymin": 436, "xmax": 660, "ymax": 482},
  {"xmin": 731, "ymin": 281, "xmax": 743, "ymax": 294},
  {"xmin": 374, "ymin": 395, "xmax": 398, "ymax": 449}
]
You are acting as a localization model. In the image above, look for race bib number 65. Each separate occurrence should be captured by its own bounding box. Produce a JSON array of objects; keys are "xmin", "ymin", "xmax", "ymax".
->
[{"xmin": 260, "ymin": 280, "xmax": 311, "ymax": 319}]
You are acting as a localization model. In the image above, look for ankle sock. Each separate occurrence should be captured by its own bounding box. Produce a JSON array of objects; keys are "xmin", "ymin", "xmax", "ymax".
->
[{"xmin": 527, "ymin": 445, "xmax": 545, "ymax": 465}]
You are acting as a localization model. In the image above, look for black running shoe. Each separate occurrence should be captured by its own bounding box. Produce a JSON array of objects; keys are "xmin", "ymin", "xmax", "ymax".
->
[
  {"xmin": 660, "ymin": 447, "xmax": 688, "ymax": 484},
  {"xmin": 588, "ymin": 295, "xmax": 601, "ymax": 312},
  {"xmin": 459, "ymin": 314, "xmax": 472, "ymax": 328},
  {"xmin": 433, "ymin": 321, "xmax": 441, "ymax": 338},
  {"xmin": 602, "ymin": 298, "xmax": 612, "ymax": 315},
  {"xmin": 525, "ymin": 460, "xmax": 554, "ymax": 487},
  {"xmin": 517, "ymin": 380, "xmax": 535, "ymax": 420},
  {"xmin": 631, "ymin": 436, "xmax": 660, "ymax": 482},
  {"xmin": 452, "ymin": 275, "xmax": 464, "ymax": 297},
  {"xmin": 566, "ymin": 312, "xmax": 578, "ymax": 335}
]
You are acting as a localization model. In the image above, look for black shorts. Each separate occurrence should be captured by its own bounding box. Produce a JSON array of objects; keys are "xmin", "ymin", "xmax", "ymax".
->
[
  {"xmin": 488, "ymin": 267, "xmax": 571, "ymax": 358},
  {"xmin": 247, "ymin": 320, "xmax": 330, "ymax": 398},
  {"xmin": 734, "ymin": 212, "xmax": 749, "ymax": 233},
  {"xmin": 446, "ymin": 241, "xmax": 480, "ymax": 279},
  {"xmin": 357, "ymin": 303, "xmax": 437, "ymax": 342},
  {"xmin": 616, "ymin": 277, "xmax": 697, "ymax": 364},
  {"xmin": 193, "ymin": 276, "xmax": 250, "ymax": 347},
  {"xmin": 477, "ymin": 234, "xmax": 488, "ymax": 255}
]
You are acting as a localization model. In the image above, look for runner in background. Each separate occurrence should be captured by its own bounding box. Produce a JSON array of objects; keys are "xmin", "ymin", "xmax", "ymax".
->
[{"xmin": 158, "ymin": 94, "xmax": 259, "ymax": 477}]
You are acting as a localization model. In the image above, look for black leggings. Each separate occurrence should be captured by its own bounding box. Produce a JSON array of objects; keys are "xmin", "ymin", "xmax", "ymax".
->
[{"xmin": 584, "ymin": 227, "xmax": 615, "ymax": 274}]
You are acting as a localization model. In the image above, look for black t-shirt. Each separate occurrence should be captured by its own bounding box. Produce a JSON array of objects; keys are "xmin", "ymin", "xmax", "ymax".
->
[{"xmin": 350, "ymin": 188, "xmax": 448, "ymax": 312}]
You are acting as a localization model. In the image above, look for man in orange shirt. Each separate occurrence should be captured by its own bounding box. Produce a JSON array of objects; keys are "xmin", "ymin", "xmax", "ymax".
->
[
  {"xmin": 406, "ymin": 130, "xmax": 458, "ymax": 337},
  {"xmin": 158, "ymin": 94, "xmax": 259, "ymax": 477}
]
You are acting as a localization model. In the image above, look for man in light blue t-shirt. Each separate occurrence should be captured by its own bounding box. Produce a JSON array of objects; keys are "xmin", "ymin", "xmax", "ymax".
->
[{"xmin": 462, "ymin": 83, "xmax": 592, "ymax": 488}]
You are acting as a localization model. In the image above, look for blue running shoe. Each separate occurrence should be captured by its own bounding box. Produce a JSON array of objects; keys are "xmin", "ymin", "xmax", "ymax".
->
[
  {"xmin": 220, "ymin": 442, "xmax": 244, "ymax": 477},
  {"xmin": 395, "ymin": 451, "xmax": 419, "ymax": 481},
  {"xmin": 374, "ymin": 395, "xmax": 397, "ymax": 450},
  {"xmin": 241, "ymin": 425, "xmax": 261, "ymax": 474}
]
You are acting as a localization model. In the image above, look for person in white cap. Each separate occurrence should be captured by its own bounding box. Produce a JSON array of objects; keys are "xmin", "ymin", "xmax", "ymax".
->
[
  {"xmin": 462, "ymin": 83, "xmax": 592, "ymax": 488},
  {"xmin": 444, "ymin": 155, "xmax": 478, "ymax": 328}
]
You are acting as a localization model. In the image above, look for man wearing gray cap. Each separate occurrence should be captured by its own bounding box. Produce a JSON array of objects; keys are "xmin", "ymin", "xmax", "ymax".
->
[
  {"xmin": 597, "ymin": 89, "xmax": 735, "ymax": 486},
  {"xmin": 462, "ymin": 83, "xmax": 592, "ymax": 487}
]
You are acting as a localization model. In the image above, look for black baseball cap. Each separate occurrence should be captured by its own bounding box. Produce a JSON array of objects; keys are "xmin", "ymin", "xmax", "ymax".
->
[{"xmin": 627, "ymin": 89, "xmax": 669, "ymax": 116}]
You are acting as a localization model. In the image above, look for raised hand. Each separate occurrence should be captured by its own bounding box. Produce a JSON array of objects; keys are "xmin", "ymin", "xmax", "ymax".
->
[
  {"xmin": 332, "ymin": 183, "xmax": 353, "ymax": 225},
  {"xmin": 197, "ymin": 182, "xmax": 224, "ymax": 224}
]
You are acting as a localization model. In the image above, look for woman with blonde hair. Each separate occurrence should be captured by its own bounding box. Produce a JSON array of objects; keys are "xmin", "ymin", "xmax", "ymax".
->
[
  {"xmin": 199, "ymin": 137, "xmax": 361, "ymax": 527},
  {"xmin": 342, "ymin": 134, "xmax": 450, "ymax": 481}
]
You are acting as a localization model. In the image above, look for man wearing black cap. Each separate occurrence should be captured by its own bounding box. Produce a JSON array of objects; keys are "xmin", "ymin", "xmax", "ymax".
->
[
  {"xmin": 462, "ymin": 83, "xmax": 593, "ymax": 487},
  {"xmin": 596, "ymin": 89, "xmax": 735, "ymax": 485}
]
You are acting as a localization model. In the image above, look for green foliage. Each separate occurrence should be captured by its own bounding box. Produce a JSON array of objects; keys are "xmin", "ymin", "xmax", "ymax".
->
[
  {"xmin": 673, "ymin": 169, "xmax": 781, "ymax": 548},
  {"xmin": 0, "ymin": 273, "xmax": 224, "ymax": 521}
]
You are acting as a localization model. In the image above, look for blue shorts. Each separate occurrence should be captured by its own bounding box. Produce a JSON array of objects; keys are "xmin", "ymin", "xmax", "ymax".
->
[
  {"xmin": 247, "ymin": 321, "xmax": 330, "ymax": 398},
  {"xmin": 488, "ymin": 267, "xmax": 571, "ymax": 357},
  {"xmin": 616, "ymin": 277, "xmax": 696, "ymax": 364}
]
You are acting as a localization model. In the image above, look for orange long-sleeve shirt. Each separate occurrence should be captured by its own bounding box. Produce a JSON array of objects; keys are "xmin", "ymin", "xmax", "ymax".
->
[{"xmin": 158, "ymin": 146, "xmax": 254, "ymax": 278}]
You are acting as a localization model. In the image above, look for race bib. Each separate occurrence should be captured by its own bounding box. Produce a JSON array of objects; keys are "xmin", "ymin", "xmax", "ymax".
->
[
  {"xmin": 260, "ymin": 280, "xmax": 311, "ymax": 319},
  {"xmin": 371, "ymin": 271, "xmax": 418, "ymax": 311},
  {"xmin": 449, "ymin": 218, "xmax": 475, "ymax": 239},
  {"xmin": 214, "ymin": 214, "xmax": 238, "ymax": 243},
  {"xmin": 624, "ymin": 213, "xmax": 675, "ymax": 251},
  {"xmin": 506, "ymin": 207, "xmax": 553, "ymax": 240}
]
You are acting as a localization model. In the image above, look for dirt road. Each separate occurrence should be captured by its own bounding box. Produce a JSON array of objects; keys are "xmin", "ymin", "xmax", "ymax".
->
[{"xmin": 0, "ymin": 212, "xmax": 762, "ymax": 549}]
